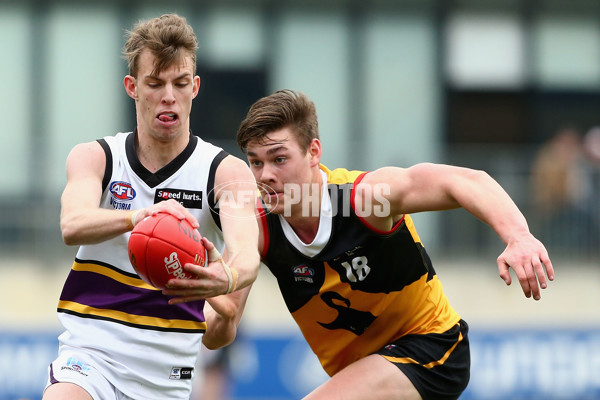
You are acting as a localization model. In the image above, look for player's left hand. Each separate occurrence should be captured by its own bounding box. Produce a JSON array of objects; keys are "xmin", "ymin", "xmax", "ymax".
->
[
  {"xmin": 162, "ymin": 237, "xmax": 232, "ymax": 304},
  {"xmin": 496, "ymin": 232, "xmax": 555, "ymax": 300},
  {"xmin": 204, "ymin": 292, "xmax": 243, "ymax": 321}
]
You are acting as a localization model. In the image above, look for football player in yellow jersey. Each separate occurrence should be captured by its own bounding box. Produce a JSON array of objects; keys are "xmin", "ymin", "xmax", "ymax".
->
[{"xmin": 235, "ymin": 89, "xmax": 554, "ymax": 400}]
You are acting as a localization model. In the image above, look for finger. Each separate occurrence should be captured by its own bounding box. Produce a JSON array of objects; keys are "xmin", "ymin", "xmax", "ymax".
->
[
  {"xmin": 532, "ymin": 257, "xmax": 548, "ymax": 290},
  {"xmin": 526, "ymin": 262, "xmax": 541, "ymax": 300},
  {"xmin": 205, "ymin": 244, "xmax": 222, "ymax": 262},
  {"xmin": 182, "ymin": 263, "xmax": 211, "ymax": 277},
  {"xmin": 201, "ymin": 237, "xmax": 215, "ymax": 251},
  {"xmin": 147, "ymin": 202, "xmax": 199, "ymax": 231},
  {"xmin": 180, "ymin": 206, "xmax": 199, "ymax": 228},
  {"xmin": 164, "ymin": 273, "xmax": 205, "ymax": 289},
  {"xmin": 541, "ymin": 254, "xmax": 555, "ymax": 281},
  {"xmin": 162, "ymin": 282, "xmax": 207, "ymax": 295},
  {"xmin": 168, "ymin": 295, "xmax": 206, "ymax": 305},
  {"xmin": 496, "ymin": 258, "xmax": 512, "ymax": 286},
  {"xmin": 514, "ymin": 266, "xmax": 533, "ymax": 299},
  {"xmin": 153, "ymin": 200, "xmax": 190, "ymax": 221}
]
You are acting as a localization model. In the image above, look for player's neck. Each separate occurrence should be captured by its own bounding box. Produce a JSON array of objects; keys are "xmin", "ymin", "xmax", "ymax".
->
[
  {"xmin": 284, "ymin": 214, "xmax": 321, "ymax": 244},
  {"xmin": 135, "ymin": 129, "xmax": 189, "ymax": 172}
]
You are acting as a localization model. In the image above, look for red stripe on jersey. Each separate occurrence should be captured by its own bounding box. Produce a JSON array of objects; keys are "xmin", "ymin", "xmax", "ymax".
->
[
  {"xmin": 350, "ymin": 171, "xmax": 405, "ymax": 235},
  {"xmin": 256, "ymin": 197, "xmax": 270, "ymax": 259}
]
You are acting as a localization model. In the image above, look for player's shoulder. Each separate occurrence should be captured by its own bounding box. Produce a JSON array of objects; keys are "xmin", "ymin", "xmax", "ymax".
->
[
  {"xmin": 358, "ymin": 166, "xmax": 410, "ymax": 187},
  {"xmin": 68, "ymin": 140, "xmax": 105, "ymax": 159},
  {"xmin": 217, "ymin": 153, "xmax": 250, "ymax": 171},
  {"xmin": 65, "ymin": 141, "xmax": 107, "ymax": 178},
  {"xmin": 70, "ymin": 132, "xmax": 130, "ymax": 154},
  {"xmin": 321, "ymin": 164, "xmax": 366, "ymax": 185},
  {"xmin": 215, "ymin": 154, "xmax": 254, "ymax": 181}
]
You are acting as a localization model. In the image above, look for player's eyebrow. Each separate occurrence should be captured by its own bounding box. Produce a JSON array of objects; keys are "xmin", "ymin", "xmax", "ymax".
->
[
  {"xmin": 247, "ymin": 145, "xmax": 288, "ymax": 158},
  {"xmin": 144, "ymin": 72, "xmax": 192, "ymax": 82}
]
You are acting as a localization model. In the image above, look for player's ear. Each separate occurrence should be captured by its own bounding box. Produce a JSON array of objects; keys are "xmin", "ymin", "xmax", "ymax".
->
[
  {"xmin": 308, "ymin": 138, "xmax": 322, "ymax": 167},
  {"xmin": 192, "ymin": 76, "xmax": 200, "ymax": 99},
  {"xmin": 124, "ymin": 75, "xmax": 138, "ymax": 100}
]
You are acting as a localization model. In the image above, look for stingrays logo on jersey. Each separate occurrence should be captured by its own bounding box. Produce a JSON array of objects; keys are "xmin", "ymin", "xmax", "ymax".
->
[
  {"xmin": 292, "ymin": 264, "xmax": 315, "ymax": 283},
  {"xmin": 109, "ymin": 181, "xmax": 136, "ymax": 210},
  {"xmin": 62, "ymin": 357, "xmax": 91, "ymax": 376}
]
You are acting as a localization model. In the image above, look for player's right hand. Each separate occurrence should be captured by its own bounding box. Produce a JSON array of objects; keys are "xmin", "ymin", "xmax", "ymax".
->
[{"xmin": 133, "ymin": 199, "xmax": 199, "ymax": 229}]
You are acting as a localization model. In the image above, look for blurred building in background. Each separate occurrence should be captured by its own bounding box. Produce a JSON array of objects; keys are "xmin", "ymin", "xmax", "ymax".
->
[
  {"xmin": 2, "ymin": 0, "xmax": 600, "ymax": 260},
  {"xmin": 1, "ymin": 1, "xmax": 599, "ymax": 399}
]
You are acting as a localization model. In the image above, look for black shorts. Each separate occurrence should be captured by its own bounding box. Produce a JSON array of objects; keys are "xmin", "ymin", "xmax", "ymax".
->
[{"xmin": 375, "ymin": 319, "xmax": 470, "ymax": 400}]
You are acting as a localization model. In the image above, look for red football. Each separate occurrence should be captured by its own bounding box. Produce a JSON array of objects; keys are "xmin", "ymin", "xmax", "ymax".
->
[{"xmin": 128, "ymin": 212, "xmax": 206, "ymax": 289}]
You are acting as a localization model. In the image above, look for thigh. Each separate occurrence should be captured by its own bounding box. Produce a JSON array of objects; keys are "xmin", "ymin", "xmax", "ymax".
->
[
  {"xmin": 43, "ymin": 350, "xmax": 115, "ymax": 400},
  {"xmin": 43, "ymin": 382, "xmax": 93, "ymax": 400},
  {"xmin": 303, "ymin": 354, "xmax": 422, "ymax": 400},
  {"xmin": 378, "ymin": 320, "xmax": 471, "ymax": 400},
  {"xmin": 304, "ymin": 320, "xmax": 470, "ymax": 400}
]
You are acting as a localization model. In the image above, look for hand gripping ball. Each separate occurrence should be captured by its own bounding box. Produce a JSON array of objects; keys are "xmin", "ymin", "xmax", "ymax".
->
[{"xmin": 128, "ymin": 212, "xmax": 206, "ymax": 289}]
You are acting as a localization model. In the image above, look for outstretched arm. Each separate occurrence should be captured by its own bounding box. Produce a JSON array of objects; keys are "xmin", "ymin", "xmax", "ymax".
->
[
  {"xmin": 61, "ymin": 141, "xmax": 199, "ymax": 246},
  {"xmin": 163, "ymin": 155, "xmax": 260, "ymax": 300},
  {"xmin": 358, "ymin": 163, "xmax": 555, "ymax": 300}
]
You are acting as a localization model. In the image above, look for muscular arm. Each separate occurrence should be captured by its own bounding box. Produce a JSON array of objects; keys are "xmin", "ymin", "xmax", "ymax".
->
[
  {"xmin": 201, "ymin": 160, "xmax": 261, "ymax": 348},
  {"xmin": 61, "ymin": 141, "xmax": 202, "ymax": 246},
  {"xmin": 214, "ymin": 156, "xmax": 261, "ymax": 291},
  {"xmin": 358, "ymin": 163, "xmax": 555, "ymax": 300},
  {"xmin": 199, "ymin": 238, "xmax": 253, "ymax": 349},
  {"xmin": 164, "ymin": 155, "xmax": 260, "ymax": 297},
  {"xmin": 202, "ymin": 285, "xmax": 251, "ymax": 349},
  {"xmin": 362, "ymin": 164, "xmax": 528, "ymax": 239},
  {"xmin": 164, "ymin": 156, "xmax": 260, "ymax": 346},
  {"xmin": 60, "ymin": 141, "xmax": 133, "ymax": 244}
]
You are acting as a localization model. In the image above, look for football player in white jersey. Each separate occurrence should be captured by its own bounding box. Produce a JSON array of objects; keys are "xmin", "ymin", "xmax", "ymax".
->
[{"xmin": 44, "ymin": 14, "xmax": 260, "ymax": 400}]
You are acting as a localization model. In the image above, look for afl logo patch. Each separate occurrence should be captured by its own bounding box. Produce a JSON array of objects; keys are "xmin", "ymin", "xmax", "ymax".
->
[
  {"xmin": 292, "ymin": 265, "xmax": 315, "ymax": 277},
  {"xmin": 110, "ymin": 181, "xmax": 136, "ymax": 200},
  {"xmin": 292, "ymin": 265, "xmax": 315, "ymax": 283}
]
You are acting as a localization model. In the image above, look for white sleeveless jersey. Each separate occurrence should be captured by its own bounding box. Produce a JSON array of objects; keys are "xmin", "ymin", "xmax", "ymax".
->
[{"xmin": 56, "ymin": 131, "xmax": 227, "ymax": 399}]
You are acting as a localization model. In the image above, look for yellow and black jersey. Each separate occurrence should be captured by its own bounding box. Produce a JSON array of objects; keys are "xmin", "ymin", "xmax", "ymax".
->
[{"xmin": 259, "ymin": 165, "xmax": 461, "ymax": 376}]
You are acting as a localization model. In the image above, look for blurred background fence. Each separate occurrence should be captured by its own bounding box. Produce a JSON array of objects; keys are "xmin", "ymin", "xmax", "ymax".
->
[
  {"xmin": 0, "ymin": 0, "xmax": 599, "ymax": 399},
  {"xmin": 2, "ymin": 0, "xmax": 600, "ymax": 261}
]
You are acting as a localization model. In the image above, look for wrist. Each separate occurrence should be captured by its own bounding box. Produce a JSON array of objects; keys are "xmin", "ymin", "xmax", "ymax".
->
[
  {"xmin": 221, "ymin": 261, "xmax": 238, "ymax": 294},
  {"xmin": 206, "ymin": 246, "xmax": 239, "ymax": 294},
  {"xmin": 126, "ymin": 210, "xmax": 141, "ymax": 230}
]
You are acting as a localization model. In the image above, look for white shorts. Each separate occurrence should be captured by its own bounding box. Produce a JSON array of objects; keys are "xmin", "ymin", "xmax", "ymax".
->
[{"xmin": 45, "ymin": 349, "xmax": 135, "ymax": 400}]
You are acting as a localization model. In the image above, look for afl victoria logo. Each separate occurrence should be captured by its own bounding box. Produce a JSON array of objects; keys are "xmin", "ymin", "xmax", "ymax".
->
[
  {"xmin": 110, "ymin": 181, "xmax": 136, "ymax": 200},
  {"xmin": 292, "ymin": 265, "xmax": 314, "ymax": 277}
]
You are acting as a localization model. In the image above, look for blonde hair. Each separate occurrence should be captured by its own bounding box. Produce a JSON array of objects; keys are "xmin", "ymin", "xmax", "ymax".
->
[{"xmin": 122, "ymin": 13, "xmax": 198, "ymax": 77}]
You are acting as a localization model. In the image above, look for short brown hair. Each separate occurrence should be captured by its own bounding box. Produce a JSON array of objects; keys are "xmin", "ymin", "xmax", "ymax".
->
[
  {"xmin": 122, "ymin": 13, "xmax": 198, "ymax": 77},
  {"xmin": 237, "ymin": 89, "xmax": 319, "ymax": 153}
]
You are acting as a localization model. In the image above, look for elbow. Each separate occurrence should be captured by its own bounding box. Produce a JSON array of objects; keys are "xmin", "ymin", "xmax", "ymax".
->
[
  {"xmin": 463, "ymin": 167, "xmax": 490, "ymax": 181},
  {"xmin": 62, "ymin": 228, "xmax": 78, "ymax": 246},
  {"xmin": 60, "ymin": 217, "xmax": 80, "ymax": 246},
  {"xmin": 202, "ymin": 340, "xmax": 226, "ymax": 351},
  {"xmin": 459, "ymin": 167, "xmax": 494, "ymax": 187},
  {"xmin": 203, "ymin": 331, "xmax": 236, "ymax": 350},
  {"xmin": 475, "ymin": 169, "xmax": 492, "ymax": 180},
  {"xmin": 248, "ymin": 252, "xmax": 261, "ymax": 282},
  {"xmin": 249, "ymin": 262, "xmax": 260, "ymax": 285}
]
